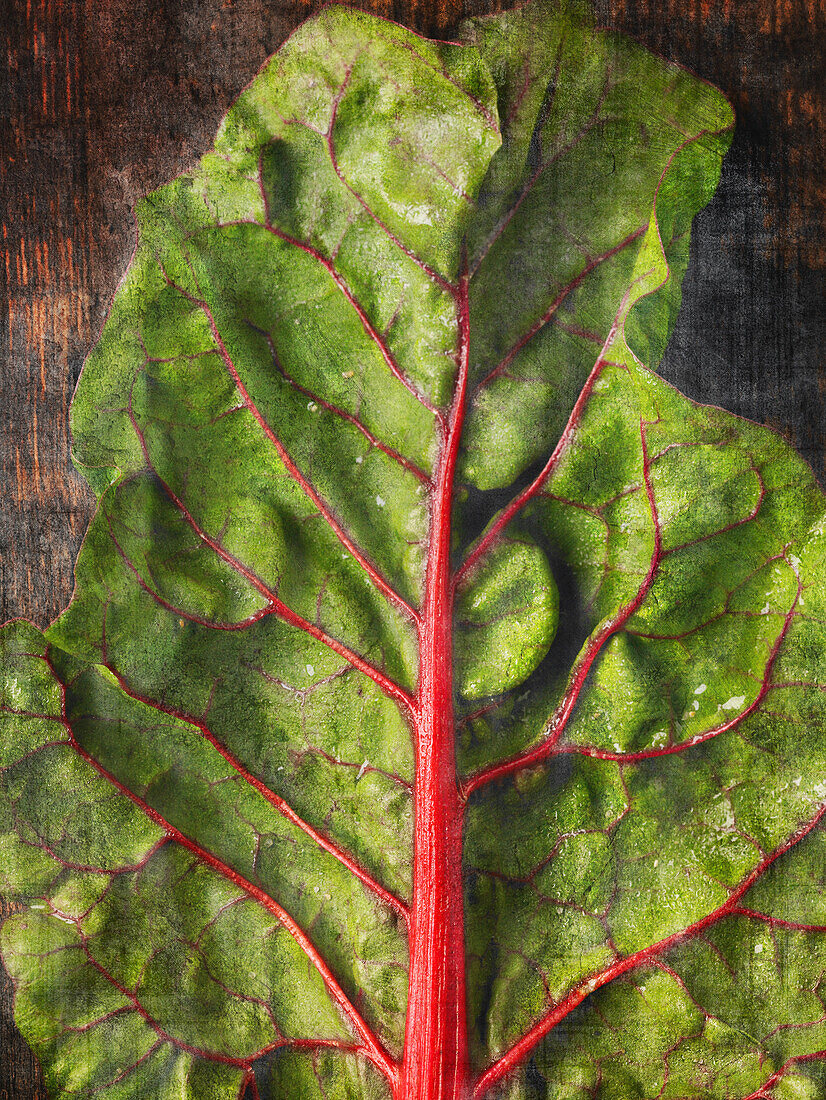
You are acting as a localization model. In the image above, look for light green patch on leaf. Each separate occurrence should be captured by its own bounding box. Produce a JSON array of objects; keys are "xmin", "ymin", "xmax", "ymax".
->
[{"xmin": 456, "ymin": 535, "xmax": 559, "ymax": 698}]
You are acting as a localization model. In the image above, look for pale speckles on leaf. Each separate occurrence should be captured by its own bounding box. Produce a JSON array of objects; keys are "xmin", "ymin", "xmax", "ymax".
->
[{"xmin": 720, "ymin": 695, "xmax": 746, "ymax": 711}]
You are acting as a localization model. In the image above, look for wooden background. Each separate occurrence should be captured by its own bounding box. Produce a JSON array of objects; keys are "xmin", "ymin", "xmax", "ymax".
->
[{"xmin": 1, "ymin": 0, "xmax": 824, "ymax": 1094}]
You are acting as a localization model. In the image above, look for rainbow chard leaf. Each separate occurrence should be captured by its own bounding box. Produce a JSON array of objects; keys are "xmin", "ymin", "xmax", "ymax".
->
[{"xmin": 2, "ymin": 3, "xmax": 825, "ymax": 1098}]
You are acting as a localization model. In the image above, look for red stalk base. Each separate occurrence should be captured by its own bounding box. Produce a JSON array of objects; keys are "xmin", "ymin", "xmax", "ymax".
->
[{"xmin": 398, "ymin": 273, "xmax": 471, "ymax": 1100}]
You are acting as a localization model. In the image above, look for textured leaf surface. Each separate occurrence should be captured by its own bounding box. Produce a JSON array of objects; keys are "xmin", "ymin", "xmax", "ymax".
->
[{"xmin": 2, "ymin": 3, "xmax": 826, "ymax": 1099}]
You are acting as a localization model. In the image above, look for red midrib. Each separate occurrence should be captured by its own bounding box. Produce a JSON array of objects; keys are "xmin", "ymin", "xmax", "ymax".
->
[{"xmin": 399, "ymin": 266, "xmax": 471, "ymax": 1100}]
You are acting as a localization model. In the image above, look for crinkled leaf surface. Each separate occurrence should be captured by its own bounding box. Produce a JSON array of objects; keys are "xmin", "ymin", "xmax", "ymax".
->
[{"xmin": 3, "ymin": 3, "xmax": 826, "ymax": 1099}]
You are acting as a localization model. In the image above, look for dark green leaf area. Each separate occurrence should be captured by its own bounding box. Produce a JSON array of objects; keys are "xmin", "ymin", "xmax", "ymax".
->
[
  {"xmin": 455, "ymin": 534, "xmax": 559, "ymax": 700},
  {"xmin": 6, "ymin": 846, "xmax": 349, "ymax": 1055},
  {"xmin": 607, "ymin": 743, "xmax": 825, "ymax": 952},
  {"xmin": 494, "ymin": 968, "xmax": 769, "ymax": 1100},
  {"xmin": 0, "ymin": 624, "xmax": 163, "ymax": 896},
  {"xmin": 576, "ymin": 402, "xmax": 818, "ymax": 753},
  {"xmin": 52, "ymin": 487, "xmax": 420, "ymax": 751},
  {"xmin": 0, "ymin": 623, "xmax": 412, "ymax": 1089},
  {"xmin": 501, "ymin": 826, "xmax": 826, "ymax": 1099},
  {"xmin": 58, "ymin": 453, "xmax": 418, "ymax": 691},
  {"xmin": 47, "ymin": 540, "xmax": 414, "ymax": 895},
  {"xmin": 465, "ymin": 756, "xmax": 625, "ymax": 1062},
  {"xmin": 258, "ymin": 1047, "xmax": 391, "ymax": 1100},
  {"xmin": 0, "ymin": 620, "xmax": 63, "ymax": 731},
  {"xmin": 459, "ymin": 2, "xmax": 733, "ymax": 490},
  {"xmin": 0, "ymin": 878, "xmax": 324, "ymax": 1098},
  {"xmin": 63, "ymin": 661, "xmax": 408, "ymax": 1047},
  {"xmin": 0, "ymin": 910, "xmax": 247, "ymax": 1099},
  {"xmin": 83, "ymin": 849, "xmax": 351, "ymax": 1050},
  {"xmin": 745, "ymin": 817, "xmax": 826, "ymax": 925},
  {"xmin": 48, "ymin": 579, "xmax": 414, "ymax": 911},
  {"xmin": 463, "ymin": 429, "xmax": 826, "ymax": 1065},
  {"xmin": 458, "ymin": 362, "xmax": 823, "ymax": 776},
  {"xmin": 465, "ymin": 724, "xmax": 826, "ymax": 1067}
]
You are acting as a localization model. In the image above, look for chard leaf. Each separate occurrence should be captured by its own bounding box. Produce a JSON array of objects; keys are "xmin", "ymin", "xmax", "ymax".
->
[{"xmin": 3, "ymin": 4, "xmax": 826, "ymax": 1100}]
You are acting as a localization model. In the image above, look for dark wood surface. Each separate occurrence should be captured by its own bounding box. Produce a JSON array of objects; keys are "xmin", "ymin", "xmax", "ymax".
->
[{"xmin": 1, "ymin": 0, "xmax": 824, "ymax": 1094}]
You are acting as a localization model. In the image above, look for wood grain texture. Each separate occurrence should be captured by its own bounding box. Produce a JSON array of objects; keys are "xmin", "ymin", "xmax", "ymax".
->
[{"xmin": 1, "ymin": 0, "xmax": 824, "ymax": 1094}]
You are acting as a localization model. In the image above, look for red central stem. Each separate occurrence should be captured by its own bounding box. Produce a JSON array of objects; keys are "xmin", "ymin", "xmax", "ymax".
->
[{"xmin": 399, "ymin": 270, "xmax": 470, "ymax": 1100}]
